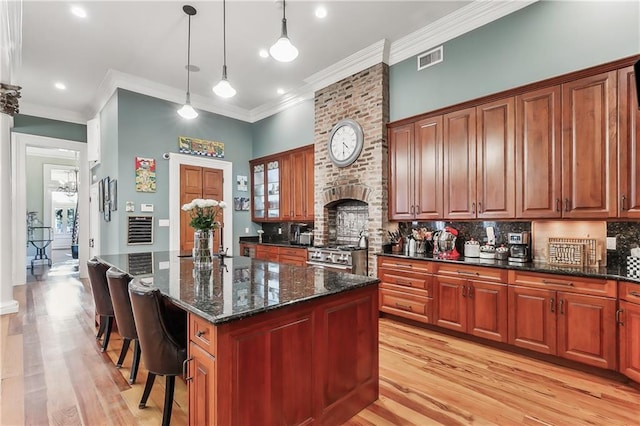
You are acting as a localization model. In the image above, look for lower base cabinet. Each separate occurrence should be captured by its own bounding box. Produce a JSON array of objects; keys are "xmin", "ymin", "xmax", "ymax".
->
[
  {"xmin": 619, "ymin": 282, "xmax": 640, "ymax": 382},
  {"xmin": 188, "ymin": 342, "xmax": 216, "ymax": 426}
]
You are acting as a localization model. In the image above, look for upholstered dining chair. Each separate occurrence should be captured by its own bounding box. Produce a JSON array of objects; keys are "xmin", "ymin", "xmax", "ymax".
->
[
  {"xmin": 129, "ymin": 280, "xmax": 187, "ymax": 426},
  {"xmin": 86, "ymin": 258, "xmax": 114, "ymax": 353},
  {"xmin": 106, "ymin": 267, "xmax": 141, "ymax": 384}
]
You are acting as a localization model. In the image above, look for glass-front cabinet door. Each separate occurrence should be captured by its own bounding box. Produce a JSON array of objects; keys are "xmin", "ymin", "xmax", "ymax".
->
[{"xmin": 251, "ymin": 159, "xmax": 280, "ymax": 221}]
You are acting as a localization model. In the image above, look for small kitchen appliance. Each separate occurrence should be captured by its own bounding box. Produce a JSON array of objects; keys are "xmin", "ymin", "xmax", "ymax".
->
[
  {"xmin": 290, "ymin": 223, "xmax": 310, "ymax": 245},
  {"xmin": 464, "ymin": 239, "xmax": 480, "ymax": 258},
  {"xmin": 299, "ymin": 231, "xmax": 314, "ymax": 246},
  {"xmin": 433, "ymin": 226, "xmax": 460, "ymax": 259},
  {"xmin": 508, "ymin": 232, "xmax": 531, "ymax": 263}
]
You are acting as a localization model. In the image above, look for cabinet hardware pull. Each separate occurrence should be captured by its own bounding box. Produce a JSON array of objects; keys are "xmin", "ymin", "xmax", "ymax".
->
[
  {"xmin": 468, "ymin": 286, "xmax": 473, "ymax": 299},
  {"xmin": 564, "ymin": 198, "xmax": 569, "ymax": 212},
  {"xmin": 415, "ymin": 205, "xmax": 420, "ymax": 215},
  {"xmin": 616, "ymin": 308, "xmax": 624, "ymax": 325},
  {"xmin": 559, "ymin": 299, "xmax": 564, "ymax": 315},
  {"xmin": 542, "ymin": 279, "xmax": 573, "ymax": 287},
  {"xmin": 183, "ymin": 357, "xmax": 193, "ymax": 380},
  {"xmin": 478, "ymin": 202, "xmax": 483, "ymax": 214},
  {"xmin": 556, "ymin": 198, "xmax": 561, "ymax": 212},
  {"xmin": 630, "ymin": 291, "xmax": 640, "ymax": 298},
  {"xmin": 411, "ymin": 205, "xmax": 415, "ymax": 215},
  {"xmin": 394, "ymin": 263, "xmax": 412, "ymax": 268},
  {"xmin": 196, "ymin": 330, "xmax": 206, "ymax": 337},
  {"xmin": 394, "ymin": 279, "xmax": 413, "ymax": 287},
  {"xmin": 395, "ymin": 302, "xmax": 413, "ymax": 311},
  {"xmin": 550, "ymin": 297, "xmax": 555, "ymax": 313},
  {"xmin": 462, "ymin": 285, "xmax": 467, "ymax": 297},
  {"xmin": 621, "ymin": 195, "xmax": 627, "ymax": 211},
  {"xmin": 456, "ymin": 270, "xmax": 480, "ymax": 277},
  {"xmin": 472, "ymin": 202, "xmax": 476, "ymax": 215}
]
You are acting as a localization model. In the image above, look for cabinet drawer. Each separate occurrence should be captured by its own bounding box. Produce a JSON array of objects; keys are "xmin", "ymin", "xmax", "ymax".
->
[
  {"xmin": 434, "ymin": 263, "xmax": 507, "ymax": 283},
  {"xmin": 620, "ymin": 281, "xmax": 640, "ymax": 303},
  {"xmin": 508, "ymin": 270, "xmax": 615, "ymax": 298},
  {"xmin": 189, "ymin": 313, "xmax": 216, "ymax": 355},
  {"xmin": 378, "ymin": 256, "xmax": 432, "ymax": 274},
  {"xmin": 379, "ymin": 288, "xmax": 433, "ymax": 324},
  {"xmin": 279, "ymin": 247, "xmax": 307, "ymax": 258},
  {"xmin": 379, "ymin": 269, "xmax": 433, "ymax": 295},
  {"xmin": 279, "ymin": 255, "xmax": 306, "ymax": 266}
]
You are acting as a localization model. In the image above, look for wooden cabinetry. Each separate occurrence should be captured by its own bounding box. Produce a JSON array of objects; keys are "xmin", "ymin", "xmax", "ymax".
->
[
  {"xmin": 250, "ymin": 145, "xmax": 314, "ymax": 223},
  {"xmin": 515, "ymin": 86, "xmax": 562, "ymax": 218},
  {"xmin": 389, "ymin": 117, "xmax": 443, "ymax": 220},
  {"xmin": 255, "ymin": 244, "xmax": 279, "ymax": 262},
  {"xmin": 618, "ymin": 281, "xmax": 640, "ymax": 382},
  {"xmin": 378, "ymin": 257, "xmax": 434, "ymax": 323},
  {"xmin": 434, "ymin": 263, "xmax": 508, "ymax": 342},
  {"xmin": 561, "ymin": 71, "xmax": 617, "ymax": 218},
  {"xmin": 188, "ymin": 314, "xmax": 217, "ymax": 426},
  {"xmin": 443, "ymin": 99, "xmax": 515, "ymax": 219},
  {"xmin": 254, "ymin": 244, "xmax": 307, "ymax": 266},
  {"xmin": 507, "ymin": 271, "xmax": 616, "ymax": 369},
  {"xmin": 618, "ymin": 65, "xmax": 640, "ymax": 217}
]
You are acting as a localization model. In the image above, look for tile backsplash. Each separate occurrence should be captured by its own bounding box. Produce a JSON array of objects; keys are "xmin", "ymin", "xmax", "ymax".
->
[
  {"xmin": 396, "ymin": 221, "xmax": 531, "ymax": 247},
  {"xmin": 607, "ymin": 221, "xmax": 640, "ymax": 268}
]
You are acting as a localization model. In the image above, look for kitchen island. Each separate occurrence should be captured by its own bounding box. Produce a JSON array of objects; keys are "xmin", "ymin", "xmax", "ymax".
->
[{"xmin": 99, "ymin": 251, "xmax": 380, "ymax": 425}]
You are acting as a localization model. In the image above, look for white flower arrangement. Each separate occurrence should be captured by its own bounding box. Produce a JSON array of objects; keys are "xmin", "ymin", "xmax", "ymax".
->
[{"xmin": 181, "ymin": 198, "xmax": 226, "ymax": 230}]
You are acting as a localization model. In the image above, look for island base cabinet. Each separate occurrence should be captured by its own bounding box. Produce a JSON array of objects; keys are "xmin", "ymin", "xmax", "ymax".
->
[{"xmin": 188, "ymin": 342, "xmax": 216, "ymax": 426}]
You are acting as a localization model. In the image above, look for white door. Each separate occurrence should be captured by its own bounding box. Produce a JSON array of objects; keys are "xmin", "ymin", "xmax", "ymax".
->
[
  {"xmin": 51, "ymin": 191, "xmax": 77, "ymax": 250},
  {"xmin": 89, "ymin": 182, "xmax": 100, "ymax": 259}
]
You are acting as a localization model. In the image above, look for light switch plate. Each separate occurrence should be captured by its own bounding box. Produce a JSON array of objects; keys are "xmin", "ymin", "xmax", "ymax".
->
[
  {"xmin": 606, "ymin": 236, "xmax": 616, "ymax": 250},
  {"xmin": 141, "ymin": 203, "xmax": 154, "ymax": 212},
  {"xmin": 158, "ymin": 219, "xmax": 170, "ymax": 227}
]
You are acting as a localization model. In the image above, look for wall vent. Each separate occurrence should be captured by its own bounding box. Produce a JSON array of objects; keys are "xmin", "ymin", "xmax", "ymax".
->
[
  {"xmin": 127, "ymin": 215, "xmax": 153, "ymax": 245},
  {"xmin": 417, "ymin": 46, "xmax": 443, "ymax": 71}
]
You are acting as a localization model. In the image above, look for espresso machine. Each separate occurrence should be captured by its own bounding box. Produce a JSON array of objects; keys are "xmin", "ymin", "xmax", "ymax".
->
[{"xmin": 508, "ymin": 232, "xmax": 531, "ymax": 263}]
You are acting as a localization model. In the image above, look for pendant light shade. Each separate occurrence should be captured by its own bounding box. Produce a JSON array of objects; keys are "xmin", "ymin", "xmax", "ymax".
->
[
  {"xmin": 270, "ymin": 0, "xmax": 298, "ymax": 62},
  {"xmin": 213, "ymin": 0, "xmax": 236, "ymax": 98},
  {"xmin": 178, "ymin": 5, "xmax": 198, "ymax": 119}
]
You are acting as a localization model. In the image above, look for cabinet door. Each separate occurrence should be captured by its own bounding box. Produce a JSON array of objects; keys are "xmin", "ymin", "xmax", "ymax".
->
[
  {"xmin": 266, "ymin": 160, "xmax": 281, "ymax": 219},
  {"xmin": 468, "ymin": 281, "xmax": 508, "ymax": 343},
  {"xmin": 435, "ymin": 276, "xmax": 467, "ymax": 332},
  {"xmin": 557, "ymin": 292, "xmax": 616, "ymax": 370},
  {"xmin": 415, "ymin": 116, "xmax": 443, "ymax": 219},
  {"xmin": 508, "ymin": 285, "xmax": 556, "ymax": 355},
  {"xmin": 515, "ymin": 86, "xmax": 562, "ymax": 218},
  {"xmin": 280, "ymin": 155, "xmax": 292, "ymax": 220},
  {"xmin": 304, "ymin": 147, "xmax": 315, "ymax": 220},
  {"xmin": 476, "ymin": 98, "xmax": 515, "ymax": 218},
  {"xmin": 251, "ymin": 162, "xmax": 266, "ymax": 220},
  {"xmin": 561, "ymin": 71, "xmax": 617, "ymax": 218},
  {"xmin": 389, "ymin": 124, "xmax": 415, "ymax": 219},
  {"xmin": 619, "ymin": 300, "xmax": 640, "ymax": 382},
  {"xmin": 618, "ymin": 66, "xmax": 640, "ymax": 218},
  {"xmin": 444, "ymin": 107, "xmax": 476, "ymax": 219},
  {"xmin": 189, "ymin": 342, "xmax": 216, "ymax": 426}
]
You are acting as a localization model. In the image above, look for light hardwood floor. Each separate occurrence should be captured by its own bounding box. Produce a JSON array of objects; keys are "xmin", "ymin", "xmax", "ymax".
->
[{"xmin": 2, "ymin": 261, "xmax": 639, "ymax": 425}]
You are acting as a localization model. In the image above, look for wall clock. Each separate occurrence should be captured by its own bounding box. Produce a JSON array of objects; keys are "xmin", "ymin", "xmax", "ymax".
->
[{"xmin": 327, "ymin": 118, "xmax": 364, "ymax": 168}]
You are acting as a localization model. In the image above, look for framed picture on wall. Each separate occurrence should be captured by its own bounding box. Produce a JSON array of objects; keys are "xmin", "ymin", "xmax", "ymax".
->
[
  {"xmin": 109, "ymin": 179, "xmax": 118, "ymax": 211},
  {"xmin": 98, "ymin": 179, "xmax": 105, "ymax": 212},
  {"xmin": 102, "ymin": 177, "xmax": 110, "ymax": 217}
]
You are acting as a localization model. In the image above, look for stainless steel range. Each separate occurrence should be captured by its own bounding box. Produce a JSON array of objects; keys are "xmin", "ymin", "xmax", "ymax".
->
[{"xmin": 306, "ymin": 246, "xmax": 368, "ymax": 276}]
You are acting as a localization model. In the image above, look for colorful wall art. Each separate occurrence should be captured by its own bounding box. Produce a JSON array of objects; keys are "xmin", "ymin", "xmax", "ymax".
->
[{"xmin": 135, "ymin": 157, "xmax": 156, "ymax": 192}]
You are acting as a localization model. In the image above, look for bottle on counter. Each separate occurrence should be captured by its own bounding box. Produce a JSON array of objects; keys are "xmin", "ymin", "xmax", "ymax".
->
[{"xmin": 408, "ymin": 237, "xmax": 416, "ymax": 256}]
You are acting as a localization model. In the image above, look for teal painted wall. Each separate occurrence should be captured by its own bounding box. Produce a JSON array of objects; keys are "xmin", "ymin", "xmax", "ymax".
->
[
  {"xmin": 115, "ymin": 89, "xmax": 254, "ymax": 254},
  {"xmin": 390, "ymin": 0, "xmax": 640, "ymax": 121},
  {"xmin": 12, "ymin": 115, "xmax": 87, "ymax": 142},
  {"xmin": 251, "ymin": 100, "xmax": 314, "ymax": 158}
]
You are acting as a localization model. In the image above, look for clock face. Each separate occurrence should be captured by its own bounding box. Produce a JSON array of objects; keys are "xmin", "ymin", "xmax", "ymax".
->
[{"xmin": 328, "ymin": 119, "xmax": 364, "ymax": 167}]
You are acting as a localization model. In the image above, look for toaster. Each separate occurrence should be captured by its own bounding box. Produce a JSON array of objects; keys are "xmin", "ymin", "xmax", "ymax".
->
[{"xmin": 299, "ymin": 231, "xmax": 314, "ymax": 246}]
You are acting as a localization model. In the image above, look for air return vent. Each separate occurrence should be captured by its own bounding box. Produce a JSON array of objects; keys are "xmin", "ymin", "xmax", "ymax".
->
[
  {"xmin": 127, "ymin": 215, "xmax": 153, "ymax": 245},
  {"xmin": 417, "ymin": 46, "xmax": 443, "ymax": 71}
]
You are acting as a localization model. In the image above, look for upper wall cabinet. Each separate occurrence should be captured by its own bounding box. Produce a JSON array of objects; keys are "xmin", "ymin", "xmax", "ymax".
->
[
  {"xmin": 389, "ymin": 117, "xmax": 443, "ymax": 220},
  {"xmin": 618, "ymin": 65, "xmax": 640, "ymax": 218},
  {"xmin": 515, "ymin": 86, "xmax": 562, "ymax": 218},
  {"xmin": 561, "ymin": 71, "xmax": 617, "ymax": 218}
]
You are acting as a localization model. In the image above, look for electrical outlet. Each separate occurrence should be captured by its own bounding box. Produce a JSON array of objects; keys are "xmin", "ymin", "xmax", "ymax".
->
[
  {"xmin": 606, "ymin": 236, "xmax": 617, "ymax": 250},
  {"xmin": 278, "ymin": 227, "xmax": 282, "ymax": 235},
  {"xmin": 245, "ymin": 227, "xmax": 249, "ymax": 234}
]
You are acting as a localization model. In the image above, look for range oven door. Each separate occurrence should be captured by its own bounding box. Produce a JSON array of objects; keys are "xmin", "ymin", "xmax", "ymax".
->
[{"xmin": 305, "ymin": 260, "xmax": 353, "ymax": 274}]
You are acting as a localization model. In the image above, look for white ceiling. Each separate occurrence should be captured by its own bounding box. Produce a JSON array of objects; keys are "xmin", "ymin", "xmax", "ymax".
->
[{"xmin": 16, "ymin": 1, "xmax": 533, "ymax": 123}]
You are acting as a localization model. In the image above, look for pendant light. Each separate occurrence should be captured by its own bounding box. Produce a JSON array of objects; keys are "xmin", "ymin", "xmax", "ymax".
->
[
  {"xmin": 212, "ymin": 0, "xmax": 236, "ymax": 98},
  {"xmin": 177, "ymin": 5, "xmax": 198, "ymax": 119},
  {"xmin": 269, "ymin": 0, "xmax": 298, "ymax": 63}
]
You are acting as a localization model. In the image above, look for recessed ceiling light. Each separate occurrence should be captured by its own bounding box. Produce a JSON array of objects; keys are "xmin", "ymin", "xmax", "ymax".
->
[
  {"xmin": 259, "ymin": 49, "xmax": 269, "ymax": 58},
  {"xmin": 277, "ymin": 88, "xmax": 285, "ymax": 95},
  {"xmin": 315, "ymin": 6, "xmax": 327, "ymax": 19},
  {"xmin": 70, "ymin": 5, "xmax": 87, "ymax": 18},
  {"xmin": 54, "ymin": 82, "xmax": 67, "ymax": 90}
]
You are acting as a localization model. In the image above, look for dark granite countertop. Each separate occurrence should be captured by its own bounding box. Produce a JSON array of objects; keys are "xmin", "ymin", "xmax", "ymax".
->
[
  {"xmin": 377, "ymin": 252, "xmax": 640, "ymax": 284},
  {"xmin": 238, "ymin": 238, "xmax": 312, "ymax": 249},
  {"xmin": 99, "ymin": 251, "xmax": 379, "ymax": 325}
]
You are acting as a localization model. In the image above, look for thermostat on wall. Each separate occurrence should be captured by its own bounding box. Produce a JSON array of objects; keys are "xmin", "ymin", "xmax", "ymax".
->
[{"xmin": 140, "ymin": 203, "xmax": 154, "ymax": 212}]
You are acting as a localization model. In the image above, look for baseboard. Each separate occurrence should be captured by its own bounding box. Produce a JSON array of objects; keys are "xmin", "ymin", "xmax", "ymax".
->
[{"xmin": 0, "ymin": 299, "xmax": 19, "ymax": 315}]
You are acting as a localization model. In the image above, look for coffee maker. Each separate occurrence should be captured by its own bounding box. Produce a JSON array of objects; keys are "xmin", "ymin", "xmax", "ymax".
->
[{"xmin": 508, "ymin": 232, "xmax": 531, "ymax": 263}]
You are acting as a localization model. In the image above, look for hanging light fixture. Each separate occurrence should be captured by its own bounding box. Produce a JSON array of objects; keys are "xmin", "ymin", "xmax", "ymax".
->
[
  {"xmin": 177, "ymin": 5, "xmax": 198, "ymax": 119},
  {"xmin": 269, "ymin": 0, "xmax": 298, "ymax": 63},
  {"xmin": 212, "ymin": 0, "xmax": 236, "ymax": 98}
]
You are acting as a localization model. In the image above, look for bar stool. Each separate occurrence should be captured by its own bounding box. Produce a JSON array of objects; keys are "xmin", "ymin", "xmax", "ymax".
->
[
  {"xmin": 86, "ymin": 258, "xmax": 114, "ymax": 352},
  {"xmin": 129, "ymin": 281, "xmax": 187, "ymax": 426},
  {"xmin": 106, "ymin": 267, "xmax": 141, "ymax": 384}
]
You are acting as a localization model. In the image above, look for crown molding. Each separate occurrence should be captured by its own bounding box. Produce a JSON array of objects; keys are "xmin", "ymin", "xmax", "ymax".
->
[
  {"xmin": 388, "ymin": 0, "xmax": 538, "ymax": 66},
  {"xmin": 249, "ymin": 85, "xmax": 315, "ymax": 123},
  {"xmin": 19, "ymin": 102, "xmax": 87, "ymax": 125}
]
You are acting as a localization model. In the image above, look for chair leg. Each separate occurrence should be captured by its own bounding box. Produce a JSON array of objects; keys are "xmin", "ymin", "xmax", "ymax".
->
[
  {"xmin": 139, "ymin": 373, "xmax": 156, "ymax": 409},
  {"xmin": 162, "ymin": 375, "xmax": 176, "ymax": 426},
  {"xmin": 101, "ymin": 316, "xmax": 113, "ymax": 353},
  {"xmin": 116, "ymin": 338, "xmax": 131, "ymax": 368},
  {"xmin": 129, "ymin": 340, "xmax": 141, "ymax": 384},
  {"xmin": 96, "ymin": 317, "xmax": 106, "ymax": 340}
]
